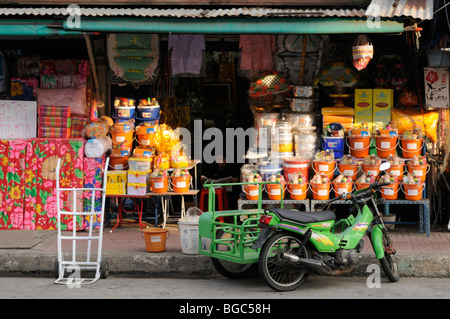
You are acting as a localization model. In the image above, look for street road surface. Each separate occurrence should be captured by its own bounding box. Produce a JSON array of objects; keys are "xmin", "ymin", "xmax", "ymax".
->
[{"xmin": 1, "ymin": 275, "xmax": 449, "ymax": 300}]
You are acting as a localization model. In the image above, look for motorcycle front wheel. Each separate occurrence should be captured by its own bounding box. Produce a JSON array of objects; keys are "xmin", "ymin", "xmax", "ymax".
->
[
  {"xmin": 258, "ymin": 232, "xmax": 311, "ymax": 292},
  {"xmin": 379, "ymin": 231, "xmax": 400, "ymax": 282}
]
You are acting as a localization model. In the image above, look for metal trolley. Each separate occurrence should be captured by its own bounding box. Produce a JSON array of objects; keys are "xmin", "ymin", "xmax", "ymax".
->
[{"xmin": 54, "ymin": 157, "xmax": 110, "ymax": 285}]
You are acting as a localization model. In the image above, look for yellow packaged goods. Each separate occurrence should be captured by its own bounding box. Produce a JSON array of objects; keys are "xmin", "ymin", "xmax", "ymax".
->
[
  {"xmin": 106, "ymin": 182, "xmax": 126, "ymax": 195},
  {"xmin": 171, "ymin": 151, "xmax": 189, "ymax": 168},
  {"xmin": 354, "ymin": 89, "xmax": 373, "ymax": 133},
  {"xmin": 106, "ymin": 171, "xmax": 127, "ymax": 195},
  {"xmin": 154, "ymin": 152, "xmax": 170, "ymax": 169},
  {"xmin": 391, "ymin": 108, "xmax": 439, "ymax": 143},
  {"xmin": 107, "ymin": 170, "xmax": 127, "ymax": 182},
  {"xmin": 373, "ymin": 89, "xmax": 393, "ymax": 135}
]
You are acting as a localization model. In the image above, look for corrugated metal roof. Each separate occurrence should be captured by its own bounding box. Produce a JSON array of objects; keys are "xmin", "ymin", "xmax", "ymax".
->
[
  {"xmin": 366, "ymin": 0, "xmax": 433, "ymax": 20},
  {"xmin": 0, "ymin": 7, "xmax": 368, "ymax": 18},
  {"xmin": 0, "ymin": 1, "xmax": 433, "ymax": 20}
]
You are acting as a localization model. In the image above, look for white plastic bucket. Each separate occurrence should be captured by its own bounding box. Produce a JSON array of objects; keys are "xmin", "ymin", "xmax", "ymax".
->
[{"xmin": 178, "ymin": 219, "xmax": 199, "ymax": 254}]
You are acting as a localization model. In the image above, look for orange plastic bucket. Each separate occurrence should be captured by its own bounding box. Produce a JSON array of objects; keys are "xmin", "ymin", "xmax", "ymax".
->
[
  {"xmin": 266, "ymin": 183, "xmax": 285, "ymax": 200},
  {"xmin": 150, "ymin": 176, "xmax": 169, "ymax": 193},
  {"xmin": 361, "ymin": 164, "xmax": 380, "ymax": 177},
  {"xmin": 111, "ymin": 121, "xmax": 134, "ymax": 133},
  {"xmin": 337, "ymin": 163, "xmax": 359, "ymax": 180},
  {"xmin": 244, "ymin": 184, "xmax": 260, "ymax": 200},
  {"xmin": 287, "ymin": 183, "xmax": 308, "ymax": 200},
  {"xmin": 400, "ymin": 138, "xmax": 424, "ymax": 158},
  {"xmin": 136, "ymin": 131, "xmax": 155, "ymax": 147},
  {"xmin": 347, "ymin": 136, "xmax": 371, "ymax": 158},
  {"xmin": 332, "ymin": 182, "xmax": 353, "ymax": 198},
  {"xmin": 355, "ymin": 182, "xmax": 370, "ymax": 190},
  {"xmin": 406, "ymin": 163, "xmax": 430, "ymax": 182},
  {"xmin": 171, "ymin": 175, "xmax": 191, "ymax": 193},
  {"xmin": 111, "ymin": 130, "xmax": 134, "ymax": 150},
  {"xmin": 381, "ymin": 183, "xmax": 399, "ymax": 200},
  {"xmin": 313, "ymin": 161, "xmax": 336, "ymax": 180},
  {"xmin": 375, "ymin": 135, "xmax": 398, "ymax": 158},
  {"xmin": 402, "ymin": 182, "xmax": 425, "ymax": 201},
  {"xmin": 387, "ymin": 164, "xmax": 405, "ymax": 181},
  {"xmin": 310, "ymin": 183, "xmax": 331, "ymax": 200},
  {"xmin": 282, "ymin": 158, "xmax": 309, "ymax": 181},
  {"xmin": 142, "ymin": 228, "xmax": 169, "ymax": 252},
  {"xmin": 109, "ymin": 156, "xmax": 129, "ymax": 170}
]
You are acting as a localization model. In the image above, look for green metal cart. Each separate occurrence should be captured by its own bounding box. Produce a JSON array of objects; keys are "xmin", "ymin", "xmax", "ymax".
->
[{"xmin": 198, "ymin": 181, "xmax": 284, "ymax": 278}]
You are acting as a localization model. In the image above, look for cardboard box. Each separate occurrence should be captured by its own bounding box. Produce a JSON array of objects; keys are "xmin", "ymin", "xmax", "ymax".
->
[
  {"xmin": 354, "ymin": 89, "xmax": 373, "ymax": 133},
  {"xmin": 424, "ymin": 68, "xmax": 449, "ymax": 108},
  {"xmin": 373, "ymin": 89, "xmax": 393, "ymax": 134}
]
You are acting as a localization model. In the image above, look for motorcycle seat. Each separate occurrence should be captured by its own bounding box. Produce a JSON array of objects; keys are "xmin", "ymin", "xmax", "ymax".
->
[{"xmin": 271, "ymin": 208, "xmax": 336, "ymax": 224}]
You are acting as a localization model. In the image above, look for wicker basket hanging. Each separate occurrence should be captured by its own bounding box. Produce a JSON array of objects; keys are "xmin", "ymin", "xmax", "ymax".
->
[{"xmin": 352, "ymin": 35, "xmax": 374, "ymax": 71}]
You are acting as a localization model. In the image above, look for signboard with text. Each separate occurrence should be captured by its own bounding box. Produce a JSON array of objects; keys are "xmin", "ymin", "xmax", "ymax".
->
[{"xmin": 0, "ymin": 100, "xmax": 37, "ymax": 139}]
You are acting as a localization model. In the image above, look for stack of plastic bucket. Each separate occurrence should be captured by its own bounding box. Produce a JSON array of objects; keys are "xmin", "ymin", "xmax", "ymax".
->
[{"xmin": 110, "ymin": 121, "xmax": 134, "ymax": 156}]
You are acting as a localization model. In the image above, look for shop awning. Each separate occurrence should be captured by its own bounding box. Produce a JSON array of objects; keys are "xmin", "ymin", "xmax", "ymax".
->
[
  {"xmin": 0, "ymin": 20, "xmax": 81, "ymax": 36},
  {"xmin": 59, "ymin": 17, "xmax": 404, "ymax": 34}
]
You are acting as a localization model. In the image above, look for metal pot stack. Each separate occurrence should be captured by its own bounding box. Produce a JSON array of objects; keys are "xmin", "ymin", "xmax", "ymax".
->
[
  {"xmin": 286, "ymin": 86, "xmax": 320, "ymax": 161},
  {"xmin": 288, "ymin": 86, "xmax": 317, "ymax": 113}
]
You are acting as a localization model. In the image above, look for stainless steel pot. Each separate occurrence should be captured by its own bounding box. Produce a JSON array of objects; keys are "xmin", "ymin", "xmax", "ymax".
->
[
  {"xmin": 292, "ymin": 86, "xmax": 317, "ymax": 98},
  {"xmin": 288, "ymin": 98, "xmax": 316, "ymax": 113}
]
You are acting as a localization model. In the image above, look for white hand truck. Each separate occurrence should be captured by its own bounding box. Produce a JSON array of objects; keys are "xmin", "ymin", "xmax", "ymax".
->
[{"xmin": 54, "ymin": 157, "xmax": 110, "ymax": 285}]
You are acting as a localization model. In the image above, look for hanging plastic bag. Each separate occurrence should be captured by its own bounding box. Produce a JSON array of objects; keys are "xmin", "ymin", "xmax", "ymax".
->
[{"xmin": 352, "ymin": 35, "xmax": 374, "ymax": 71}]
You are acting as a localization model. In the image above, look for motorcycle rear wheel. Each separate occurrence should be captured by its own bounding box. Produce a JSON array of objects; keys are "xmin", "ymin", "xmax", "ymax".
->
[{"xmin": 258, "ymin": 232, "xmax": 310, "ymax": 292}]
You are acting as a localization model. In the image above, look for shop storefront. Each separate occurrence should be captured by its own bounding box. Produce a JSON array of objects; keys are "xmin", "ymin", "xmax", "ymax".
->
[{"xmin": 0, "ymin": 0, "xmax": 448, "ymax": 234}]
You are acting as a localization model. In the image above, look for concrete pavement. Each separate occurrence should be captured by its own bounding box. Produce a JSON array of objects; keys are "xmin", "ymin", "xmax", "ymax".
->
[{"xmin": 0, "ymin": 219, "xmax": 449, "ymax": 278}]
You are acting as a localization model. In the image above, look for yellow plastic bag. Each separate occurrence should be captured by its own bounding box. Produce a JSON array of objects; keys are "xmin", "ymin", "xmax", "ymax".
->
[{"xmin": 391, "ymin": 108, "xmax": 439, "ymax": 143}]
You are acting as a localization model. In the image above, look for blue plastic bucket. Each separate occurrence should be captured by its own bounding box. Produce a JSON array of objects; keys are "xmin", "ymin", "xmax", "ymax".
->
[
  {"xmin": 115, "ymin": 106, "xmax": 136, "ymax": 118},
  {"xmin": 259, "ymin": 162, "xmax": 282, "ymax": 181},
  {"xmin": 137, "ymin": 106, "xmax": 160, "ymax": 120},
  {"xmin": 322, "ymin": 136, "xmax": 344, "ymax": 158}
]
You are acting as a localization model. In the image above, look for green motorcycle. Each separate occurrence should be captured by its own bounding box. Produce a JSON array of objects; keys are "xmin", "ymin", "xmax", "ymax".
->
[{"xmin": 253, "ymin": 162, "xmax": 399, "ymax": 291}]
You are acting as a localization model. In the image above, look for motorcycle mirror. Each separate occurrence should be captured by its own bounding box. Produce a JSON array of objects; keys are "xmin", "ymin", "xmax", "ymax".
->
[{"xmin": 379, "ymin": 162, "xmax": 391, "ymax": 171}]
